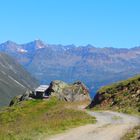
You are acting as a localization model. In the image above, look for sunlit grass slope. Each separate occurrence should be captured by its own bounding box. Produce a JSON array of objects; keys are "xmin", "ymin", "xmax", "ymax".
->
[{"xmin": 0, "ymin": 97, "xmax": 95, "ymax": 140}]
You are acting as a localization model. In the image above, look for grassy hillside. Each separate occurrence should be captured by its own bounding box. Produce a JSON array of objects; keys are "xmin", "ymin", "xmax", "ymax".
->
[
  {"xmin": 89, "ymin": 75, "xmax": 140, "ymax": 139},
  {"xmin": 0, "ymin": 97, "xmax": 95, "ymax": 140},
  {"xmin": 89, "ymin": 75, "xmax": 140, "ymax": 114}
]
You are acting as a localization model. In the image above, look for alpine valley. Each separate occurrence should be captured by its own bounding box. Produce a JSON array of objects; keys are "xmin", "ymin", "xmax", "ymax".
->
[{"xmin": 1, "ymin": 40, "xmax": 140, "ymax": 97}]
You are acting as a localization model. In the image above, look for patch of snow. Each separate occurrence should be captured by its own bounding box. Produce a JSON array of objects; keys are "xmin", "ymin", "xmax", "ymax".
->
[
  {"xmin": 62, "ymin": 47, "xmax": 71, "ymax": 51},
  {"xmin": 63, "ymin": 48, "xmax": 68, "ymax": 51},
  {"xmin": 0, "ymin": 70, "xmax": 6, "ymax": 75},
  {"xmin": 0, "ymin": 62, "xmax": 7, "ymax": 68},
  {"xmin": 8, "ymin": 75, "xmax": 25, "ymax": 88},
  {"xmin": 17, "ymin": 48, "xmax": 28, "ymax": 53},
  {"xmin": 37, "ymin": 45, "xmax": 45, "ymax": 49},
  {"xmin": 8, "ymin": 65, "xmax": 17, "ymax": 74},
  {"xmin": 0, "ymin": 79, "xmax": 9, "ymax": 85}
]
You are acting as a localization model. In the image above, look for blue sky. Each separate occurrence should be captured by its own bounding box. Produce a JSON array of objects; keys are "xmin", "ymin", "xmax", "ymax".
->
[{"xmin": 0, "ymin": 0, "xmax": 140, "ymax": 48}]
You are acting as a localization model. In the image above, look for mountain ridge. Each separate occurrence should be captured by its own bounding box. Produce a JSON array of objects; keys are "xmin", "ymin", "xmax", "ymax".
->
[
  {"xmin": 1, "ymin": 40, "xmax": 140, "ymax": 96},
  {"xmin": 2, "ymin": 40, "xmax": 140, "ymax": 50}
]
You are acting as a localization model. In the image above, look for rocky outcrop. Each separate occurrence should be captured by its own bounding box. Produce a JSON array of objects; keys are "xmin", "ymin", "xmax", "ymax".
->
[
  {"xmin": 9, "ymin": 80, "xmax": 90, "ymax": 106},
  {"xmin": 48, "ymin": 80, "xmax": 90, "ymax": 102},
  {"xmin": 9, "ymin": 90, "xmax": 34, "ymax": 106}
]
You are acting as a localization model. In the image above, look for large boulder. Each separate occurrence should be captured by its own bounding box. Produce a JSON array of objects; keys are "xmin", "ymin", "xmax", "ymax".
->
[
  {"xmin": 47, "ymin": 80, "xmax": 90, "ymax": 102},
  {"xmin": 9, "ymin": 90, "xmax": 34, "ymax": 106},
  {"xmin": 9, "ymin": 95, "xmax": 22, "ymax": 106}
]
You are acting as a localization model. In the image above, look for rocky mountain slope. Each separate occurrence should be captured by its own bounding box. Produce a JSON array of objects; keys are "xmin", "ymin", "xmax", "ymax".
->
[
  {"xmin": 0, "ymin": 52, "xmax": 38, "ymax": 106},
  {"xmin": 1, "ymin": 40, "xmax": 140, "ymax": 96},
  {"xmin": 88, "ymin": 75, "xmax": 140, "ymax": 114}
]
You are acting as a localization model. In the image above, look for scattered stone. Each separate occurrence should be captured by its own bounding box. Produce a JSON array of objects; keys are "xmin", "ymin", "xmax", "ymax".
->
[
  {"xmin": 9, "ymin": 80, "xmax": 90, "ymax": 106},
  {"xmin": 9, "ymin": 90, "xmax": 34, "ymax": 106},
  {"xmin": 9, "ymin": 95, "xmax": 22, "ymax": 106}
]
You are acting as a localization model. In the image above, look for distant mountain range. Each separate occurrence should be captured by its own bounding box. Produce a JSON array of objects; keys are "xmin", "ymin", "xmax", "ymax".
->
[
  {"xmin": 1, "ymin": 40, "xmax": 140, "ymax": 97},
  {"xmin": 0, "ymin": 52, "xmax": 38, "ymax": 106}
]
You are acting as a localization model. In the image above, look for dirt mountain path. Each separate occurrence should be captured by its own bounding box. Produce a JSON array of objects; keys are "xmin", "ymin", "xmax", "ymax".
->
[{"xmin": 47, "ymin": 110, "xmax": 140, "ymax": 140}]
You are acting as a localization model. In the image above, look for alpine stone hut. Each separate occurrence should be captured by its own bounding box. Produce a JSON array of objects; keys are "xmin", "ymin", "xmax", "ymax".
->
[{"xmin": 35, "ymin": 85, "xmax": 49, "ymax": 99}]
